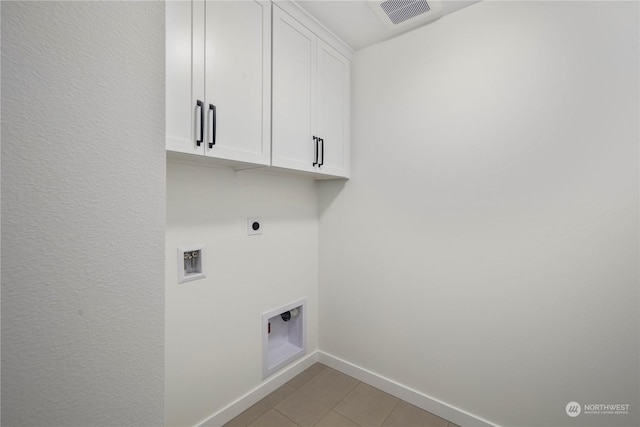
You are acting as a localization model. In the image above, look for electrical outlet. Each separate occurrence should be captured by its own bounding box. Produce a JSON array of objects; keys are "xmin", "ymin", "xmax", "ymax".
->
[{"xmin": 247, "ymin": 217, "xmax": 262, "ymax": 236}]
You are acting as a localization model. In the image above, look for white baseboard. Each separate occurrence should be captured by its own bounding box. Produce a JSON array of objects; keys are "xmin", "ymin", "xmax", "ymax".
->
[
  {"xmin": 195, "ymin": 350, "xmax": 498, "ymax": 427},
  {"xmin": 197, "ymin": 351, "xmax": 319, "ymax": 427},
  {"xmin": 318, "ymin": 351, "xmax": 498, "ymax": 427}
]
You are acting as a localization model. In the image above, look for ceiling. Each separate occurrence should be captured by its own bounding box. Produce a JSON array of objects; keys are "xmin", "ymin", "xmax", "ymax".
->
[{"xmin": 295, "ymin": 0, "xmax": 481, "ymax": 51}]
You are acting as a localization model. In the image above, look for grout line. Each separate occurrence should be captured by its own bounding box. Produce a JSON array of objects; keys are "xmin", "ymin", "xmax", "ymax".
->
[
  {"xmin": 379, "ymin": 399, "xmax": 401, "ymax": 427},
  {"xmin": 330, "ymin": 380, "xmax": 362, "ymax": 426},
  {"xmin": 314, "ymin": 406, "xmax": 338, "ymax": 426},
  {"xmin": 333, "ymin": 407, "xmax": 361, "ymax": 427},
  {"xmin": 315, "ymin": 377, "xmax": 360, "ymax": 426},
  {"xmin": 336, "ymin": 412, "xmax": 361, "ymax": 427},
  {"xmin": 243, "ymin": 384, "xmax": 295, "ymax": 426},
  {"xmin": 305, "ymin": 363, "xmax": 329, "ymax": 386},
  {"xmin": 289, "ymin": 363, "xmax": 328, "ymax": 390},
  {"xmin": 272, "ymin": 407, "xmax": 302, "ymax": 427}
]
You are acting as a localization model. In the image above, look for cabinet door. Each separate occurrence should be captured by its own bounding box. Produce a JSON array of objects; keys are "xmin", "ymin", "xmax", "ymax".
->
[
  {"xmin": 166, "ymin": 0, "xmax": 205, "ymax": 155},
  {"xmin": 316, "ymin": 40, "xmax": 350, "ymax": 178},
  {"xmin": 204, "ymin": 0, "xmax": 271, "ymax": 165},
  {"xmin": 271, "ymin": 5, "xmax": 317, "ymax": 173}
]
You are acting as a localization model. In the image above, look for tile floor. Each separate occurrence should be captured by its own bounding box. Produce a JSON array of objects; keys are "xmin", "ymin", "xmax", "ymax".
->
[{"xmin": 223, "ymin": 363, "xmax": 459, "ymax": 427}]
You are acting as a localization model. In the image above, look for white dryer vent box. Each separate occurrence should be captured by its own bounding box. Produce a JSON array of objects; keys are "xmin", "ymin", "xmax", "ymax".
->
[
  {"xmin": 368, "ymin": 0, "xmax": 443, "ymax": 28},
  {"xmin": 262, "ymin": 298, "xmax": 306, "ymax": 378}
]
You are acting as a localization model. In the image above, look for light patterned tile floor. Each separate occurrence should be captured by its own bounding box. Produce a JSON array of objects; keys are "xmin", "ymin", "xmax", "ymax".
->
[{"xmin": 223, "ymin": 363, "xmax": 460, "ymax": 427}]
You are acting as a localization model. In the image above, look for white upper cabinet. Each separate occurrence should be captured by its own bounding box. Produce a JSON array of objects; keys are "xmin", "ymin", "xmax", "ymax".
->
[
  {"xmin": 271, "ymin": 7, "xmax": 316, "ymax": 174},
  {"xmin": 271, "ymin": 4, "xmax": 351, "ymax": 179},
  {"xmin": 166, "ymin": 0, "xmax": 202, "ymax": 155},
  {"xmin": 166, "ymin": 0, "xmax": 271, "ymax": 166},
  {"xmin": 316, "ymin": 40, "xmax": 351, "ymax": 178}
]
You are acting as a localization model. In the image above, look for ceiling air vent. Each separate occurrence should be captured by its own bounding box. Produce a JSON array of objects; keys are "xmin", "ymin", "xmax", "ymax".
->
[{"xmin": 368, "ymin": 0, "xmax": 443, "ymax": 28}]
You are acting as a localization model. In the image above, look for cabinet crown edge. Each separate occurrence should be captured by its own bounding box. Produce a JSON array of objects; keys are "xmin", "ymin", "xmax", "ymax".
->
[{"xmin": 273, "ymin": 0, "xmax": 355, "ymax": 60}]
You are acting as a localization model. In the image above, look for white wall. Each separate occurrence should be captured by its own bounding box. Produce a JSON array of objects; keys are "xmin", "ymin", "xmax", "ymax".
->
[
  {"xmin": 318, "ymin": 2, "xmax": 639, "ymax": 427},
  {"xmin": 1, "ymin": 2, "xmax": 165, "ymax": 426},
  {"xmin": 165, "ymin": 162, "xmax": 318, "ymax": 426}
]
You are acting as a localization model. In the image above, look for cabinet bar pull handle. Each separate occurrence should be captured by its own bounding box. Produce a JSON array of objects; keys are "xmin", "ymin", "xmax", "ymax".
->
[
  {"xmin": 319, "ymin": 138, "xmax": 324, "ymax": 167},
  {"xmin": 312, "ymin": 136, "xmax": 318, "ymax": 166},
  {"xmin": 196, "ymin": 100, "xmax": 204, "ymax": 146},
  {"xmin": 208, "ymin": 104, "xmax": 216, "ymax": 148}
]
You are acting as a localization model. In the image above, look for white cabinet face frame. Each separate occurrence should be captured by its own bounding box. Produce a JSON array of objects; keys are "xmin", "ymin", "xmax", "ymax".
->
[
  {"xmin": 166, "ymin": 0, "xmax": 271, "ymax": 165},
  {"xmin": 316, "ymin": 39, "xmax": 351, "ymax": 178},
  {"xmin": 166, "ymin": 0, "xmax": 205, "ymax": 155},
  {"xmin": 271, "ymin": 4, "xmax": 351, "ymax": 178},
  {"xmin": 204, "ymin": 0, "xmax": 271, "ymax": 165},
  {"xmin": 167, "ymin": 1, "xmax": 350, "ymax": 177},
  {"xmin": 271, "ymin": 5, "xmax": 318, "ymax": 174}
]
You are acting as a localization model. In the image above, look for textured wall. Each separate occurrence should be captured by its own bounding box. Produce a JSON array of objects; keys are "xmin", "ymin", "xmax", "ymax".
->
[
  {"xmin": 318, "ymin": 2, "xmax": 639, "ymax": 426},
  {"xmin": 1, "ymin": 2, "xmax": 165, "ymax": 426},
  {"xmin": 165, "ymin": 162, "xmax": 319, "ymax": 427}
]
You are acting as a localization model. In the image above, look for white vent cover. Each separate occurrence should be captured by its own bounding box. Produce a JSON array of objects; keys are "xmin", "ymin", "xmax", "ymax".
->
[{"xmin": 368, "ymin": 0, "xmax": 443, "ymax": 28}]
